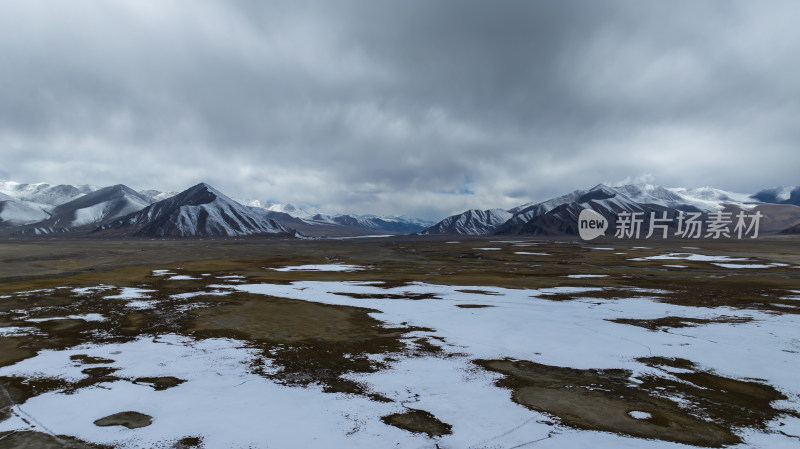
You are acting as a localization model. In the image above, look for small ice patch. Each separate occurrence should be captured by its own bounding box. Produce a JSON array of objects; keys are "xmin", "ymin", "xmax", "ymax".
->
[
  {"xmin": 664, "ymin": 265, "xmax": 688, "ymax": 268},
  {"xmin": 104, "ymin": 287, "xmax": 156, "ymax": 300},
  {"xmin": 27, "ymin": 313, "xmax": 105, "ymax": 323},
  {"xmin": 272, "ymin": 264, "xmax": 364, "ymax": 272},
  {"xmin": 167, "ymin": 275, "xmax": 200, "ymax": 280},
  {"xmin": 474, "ymin": 247, "xmax": 502, "ymax": 251},
  {"xmin": 630, "ymin": 253, "xmax": 748, "ymax": 262},
  {"xmin": 535, "ymin": 286, "xmax": 604, "ymax": 295},
  {"xmin": 72, "ymin": 285, "xmax": 115, "ymax": 296},
  {"xmin": 170, "ymin": 290, "xmax": 233, "ymax": 300},
  {"xmin": 629, "ymin": 411, "xmax": 652, "ymax": 420},
  {"xmin": 0, "ymin": 326, "xmax": 39, "ymax": 337},
  {"xmin": 126, "ymin": 300, "xmax": 159, "ymax": 310},
  {"xmin": 218, "ymin": 275, "xmax": 246, "ymax": 279},
  {"xmin": 712, "ymin": 263, "xmax": 779, "ymax": 269},
  {"xmin": 151, "ymin": 270, "xmax": 174, "ymax": 276},
  {"xmin": 514, "ymin": 252, "xmax": 550, "ymax": 256},
  {"xmin": 564, "ymin": 274, "xmax": 608, "ymax": 279},
  {"xmin": 588, "ymin": 247, "xmax": 614, "ymax": 250}
]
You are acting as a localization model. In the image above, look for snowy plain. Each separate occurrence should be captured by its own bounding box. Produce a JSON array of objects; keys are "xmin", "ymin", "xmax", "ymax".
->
[{"xmin": 0, "ymin": 263, "xmax": 798, "ymax": 448}]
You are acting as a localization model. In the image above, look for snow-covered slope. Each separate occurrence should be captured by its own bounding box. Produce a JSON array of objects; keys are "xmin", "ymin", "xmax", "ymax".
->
[
  {"xmin": 751, "ymin": 186, "xmax": 800, "ymax": 206},
  {"xmin": 0, "ymin": 181, "xmax": 97, "ymax": 206},
  {"xmin": 0, "ymin": 184, "xmax": 155, "ymax": 233},
  {"xmin": 47, "ymin": 185, "xmax": 155, "ymax": 227},
  {"xmin": 139, "ymin": 189, "xmax": 178, "ymax": 202},
  {"xmin": 100, "ymin": 183, "xmax": 294, "ymax": 238},
  {"xmin": 0, "ymin": 200, "xmax": 50, "ymax": 227},
  {"xmin": 326, "ymin": 214, "xmax": 433, "ymax": 234},
  {"xmin": 496, "ymin": 183, "xmax": 756, "ymax": 237},
  {"xmin": 244, "ymin": 200, "xmax": 434, "ymax": 235},
  {"xmin": 669, "ymin": 186, "xmax": 755, "ymax": 211},
  {"xmin": 419, "ymin": 209, "xmax": 513, "ymax": 235},
  {"xmin": 250, "ymin": 201, "xmax": 321, "ymax": 221}
]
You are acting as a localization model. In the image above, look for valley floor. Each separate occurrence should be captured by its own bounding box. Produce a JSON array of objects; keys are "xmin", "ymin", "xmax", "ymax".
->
[{"xmin": 0, "ymin": 236, "xmax": 799, "ymax": 448}]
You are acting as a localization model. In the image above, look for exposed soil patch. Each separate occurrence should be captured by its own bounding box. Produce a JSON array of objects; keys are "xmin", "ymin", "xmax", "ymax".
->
[
  {"xmin": 455, "ymin": 289, "xmax": 503, "ymax": 296},
  {"xmin": 181, "ymin": 292, "xmax": 421, "ymax": 398},
  {"xmin": 0, "ymin": 430, "xmax": 109, "ymax": 449},
  {"xmin": 475, "ymin": 357, "xmax": 792, "ymax": 447},
  {"xmin": 329, "ymin": 292, "xmax": 440, "ymax": 300},
  {"xmin": 380, "ymin": 409, "xmax": 452, "ymax": 437},
  {"xmin": 70, "ymin": 354, "xmax": 115, "ymax": 365},
  {"xmin": 636, "ymin": 357, "xmax": 793, "ymax": 430},
  {"xmin": 173, "ymin": 436, "xmax": 204, "ymax": 448},
  {"xmin": 184, "ymin": 294, "xmax": 395, "ymax": 344},
  {"xmin": 410, "ymin": 337, "xmax": 443, "ymax": 355},
  {"xmin": 93, "ymin": 411, "xmax": 152, "ymax": 429},
  {"xmin": 609, "ymin": 315, "xmax": 754, "ymax": 331},
  {"xmin": 455, "ymin": 304, "xmax": 494, "ymax": 308},
  {"xmin": 134, "ymin": 376, "xmax": 186, "ymax": 391}
]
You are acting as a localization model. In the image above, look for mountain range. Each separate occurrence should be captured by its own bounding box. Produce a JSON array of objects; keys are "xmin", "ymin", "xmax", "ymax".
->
[
  {"xmin": 420, "ymin": 184, "xmax": 800, "ymax": 237},
  {"xmin": 1, "ymin": 180, "xmax": 798, "ymax": 238},
  {"xmin": 0, "ymin": 180, "xmax": 434, "ymax": 238}
]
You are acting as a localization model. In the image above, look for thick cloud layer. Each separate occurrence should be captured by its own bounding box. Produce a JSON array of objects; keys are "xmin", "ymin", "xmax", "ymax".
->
[{"xmin": 2, "ymin": 1, "xmax": 798, "ymax": 219}]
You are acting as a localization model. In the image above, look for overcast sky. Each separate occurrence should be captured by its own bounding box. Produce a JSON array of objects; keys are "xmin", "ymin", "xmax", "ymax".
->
[{"xmin": 1, "ymin": 1, "xmax": 798, "ymax": 220}]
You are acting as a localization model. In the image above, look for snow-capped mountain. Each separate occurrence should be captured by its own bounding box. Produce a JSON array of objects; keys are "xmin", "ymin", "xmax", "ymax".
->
[
  {"xmin": 97, "ymin": 183, "xmax": 294, "ymax": 238},
  {"xmin": 668, "ymin": 186, "xmax": 755, "ymax": 211},
  {"xmin": 243, "ymin": 200, "xmax": 434, "ymax": 235},
  {"xmin": 0, "ymin": 199, "xmax": 50, "ymax": 228},
  {"xmin": 751, "ymin": 186, "xmax": 800, "ymax": 206},
  {"xmin": 419, "ymin": 209, "xmax": 513, "ymax": 235},
  {"xmin": 0, "ymin": 181, "xmax": 102, "ymax": 228},
  {"xmin": 56, "ymin": 184, "xmax": 154, "ymax": 227},
  {"xmin": 495, "ymin": 184, "xmax": 678, "ymax": 236},
  {"xmin": 2, "ymin": 178, "xmax": 797, "ymax": 238},
  {"xmin": 0, "ymin": 181, "xmax": 97, "ymax": 206},
  {"xmin": 139, "ymin": 189, "xmax": 178, "ymax": 202},
  {"xmin": 6, "ymin": 185, "xmax": 155, "ymax": 234},
  {"xmin": 424, "ymin": 183, "xmax": 798, "ymax": 236}
]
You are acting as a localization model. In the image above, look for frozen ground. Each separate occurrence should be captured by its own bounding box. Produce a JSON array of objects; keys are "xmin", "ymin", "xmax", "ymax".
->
[
  {"xmin": 272, "ymin": 264, "xmax": 365, "ymax": 272},
  {"xmin": 1, "ymin": 258, "xmax": 799, "ymax": 448}
]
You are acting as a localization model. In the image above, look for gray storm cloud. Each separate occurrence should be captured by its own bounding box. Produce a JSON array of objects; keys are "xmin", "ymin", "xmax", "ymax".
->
[{"xmin": 1, "ymin": 0, "xmax": 798, "ymax": 219}]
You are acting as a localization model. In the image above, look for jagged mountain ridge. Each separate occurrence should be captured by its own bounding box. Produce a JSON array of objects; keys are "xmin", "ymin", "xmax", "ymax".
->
[
  {"xmin": 418, "ymin": 209, "xmax": 512, "ymax": 235},
  {"xmin": 2, "ymin": 184, "xmax": 154, "ymax": 234},
  {"xmin": 0, "ymin": 179, "xmax": 434, "ymax": 237},
  {"xmin": 139, "ymin": 189, "xmax": 178, "ymax": 202},
  {"xmin": 0, "ymin": 181, "xmax": 101, "ymax": 228},
  {"xmin": 0, "ymin": 181, "xmax": 97, "ymax": 206},
  {"xmin": 241, "ymin": 199, "xmax": 435, "ymax": 235},
  {"xmin": 53, "ymin": 185, "xmax": 155, "ymax": 227},
  {"xmin": 96, "ymin": 183, "xmax": 293, "ymax": 238},
  {"xmin": 2, "ymin": 179, "xmax": 798, "ymax": 238},
  {"xmin": 421, "ymin": 183, "xmax": 796, "ymax": 236}
]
